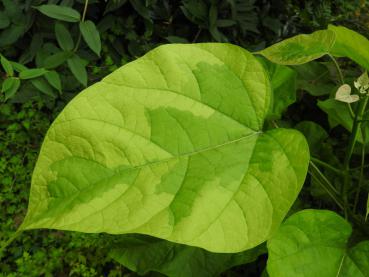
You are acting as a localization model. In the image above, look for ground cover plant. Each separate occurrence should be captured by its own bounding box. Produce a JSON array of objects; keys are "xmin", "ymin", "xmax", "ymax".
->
[{"xmin": 2, "ymin": 1, "xmax": 369, "ymax": 276}]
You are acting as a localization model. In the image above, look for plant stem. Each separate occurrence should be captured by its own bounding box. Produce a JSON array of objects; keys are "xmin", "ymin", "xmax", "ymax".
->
[
  {"xmin": 0, "ymin": 230, "xmax": 23, "ymax": 256},
  {"xmin": 342, "ymin": 96, "xmax": 369, "ymax": 217},
  {"xmin": 353, "ymin": 138, "xmax": 366, "ymax": 213},
  {"xmin": 308, "ymin": 167, "xmax": 344, "ymax": 210},
  {"xmin": 310, "ymin": 157, "xmax": 342, "ymax": 175},
  {"xmin": 310, "ymin": 161, "xmax": 340, "ymax": 194},
  {"xmin": 73, "ymin": 0, "xmax": 89, "ymax": 52}
]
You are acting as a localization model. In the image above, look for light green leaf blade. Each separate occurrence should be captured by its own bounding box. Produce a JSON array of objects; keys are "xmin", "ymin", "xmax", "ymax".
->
[
  {"xmin": 109, "ymin": 235, "xmax": 265, "ymax": 277},
  {"xmin": 35, "ymin": 5, "xmax": 80, "ymax": 22},
  {"xmin": 267, "ymin": 209, "xmax": 369, "ymax": 277},
  {"xmin": 67, "ymin": 55, "xmax": 88, "ymax": 86},
  {"xmin": 2, "ymin": 77, "xmax": 20, "ymax": 100},
  {"xmin": 328, "ymin": 25, "xmax": 369, "ymax": 71},
  {"xmin": 258, "ymin": 30, "xmax": 336, "ymax": 65},
  {"xmin": 79, "ymin": 20, "xmax": 101, "ymax": 56},
  {"xmin": 19, "ymin": 68, "xmax": 48, "ymax": 79},
  {"xmin": 1, "ymin": 54, "xmax": 13, "ymax": 76},
  {"xmin": 22, "ymin": 43, "xmax": 309, "ymax": 253},
  {"xmin": 55, "ymin": 22, "xmax": 74, "ymax": 51}
]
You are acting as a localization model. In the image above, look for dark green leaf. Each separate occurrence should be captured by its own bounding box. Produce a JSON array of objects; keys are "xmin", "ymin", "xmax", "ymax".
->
[
  {"xmin": 295, "ymin": 121, "xmax": 328, "ymax": 155},
  {"xmin": 45, "ymin": 70, "xmax": 62, "ymax": 92},
  {"xmin": 67, "ymin": 55, "xmax": 87, "ymax": 86},
  {"xmin": 1, "ymin": 55, "xmax": 14, "ymax": 76},
  {"xmin": 110, "ymin": 235, "xmax": 266, "ymax": 277},
  {"xmin": 19, "ymin": 68, "xmax": 48, "ymax": 80},
  {"xmin": 79, "ymin": 20, "xmax": 101, "ymax": 56},
  {"xmin": 43, "ymin": 51, "xmax": 72, "ymax": 69},
  {"xmin": 34, "ymin": 4, "xmax": 81, "ymax": 22},
  {"xmin": 55, "ymin": 22, "xmax": 74, "ymax": 51},
  {"xmin": 0, "ymin": 12, "xmax": 10, "ymax": 29},
  {"xmin": 0, "ymin": 24, "xmax": 25, "ymax": 47},
  {"xmin": 104, "ymin": 0, "xmax": 128, "ymax": 14},
  {"xmin": 31, "ymin": 78, "xmax": 56, "ymax": 97}
]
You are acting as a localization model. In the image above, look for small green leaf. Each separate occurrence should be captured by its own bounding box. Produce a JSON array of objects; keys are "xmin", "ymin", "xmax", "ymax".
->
[
  {"xmin": 55, "ymin": 22, "xmax": 74, "ymax": 51},
  {"xmin": 45, "ymin": 70, "xmax": 62, "ymax": 92},
  {"xmin": 31, "ymin": 78, "xmax": 56, "ymax": 97},
  {"xmin": 79, "ymin": 20, "xmax": 101, "ymax": 56},
  {"xmin": 1, "ymin": 55, "xmax": 14, "ymax": 76},
  {"xmin": 110, "ymin": 235, "xmax": 265, "ymax": 277},
  {"xmin": 329, "ymin": 25, "xmax": 369, "ymax": 71},
  {"xmin": 1, "ymin": 77, "xmax": 20, "ymax": 100},
  {"xmin": 19, "ymin": 68, "xmax": 48, "ymax": 80},
  {"xmin": 258, "ymin": 30, "xmax": 336, "ymax": 65},
  {"xmin": 11, "ymin": 62, "xmax": 28, "ymax": 72},
  {"xmin": 34, "ymin": 4, "xmax": 80, "ymax": 22},
  {"xmin": 267, "ymin": 209, "xmax": 369, "ymax": 277},
  {"xmin": 43, "ymin": 51, "xmax": 72, "ymax": 69},
  {"xmin": 67, "ymin": 55, "xmax": 87, "ymax": 86}
]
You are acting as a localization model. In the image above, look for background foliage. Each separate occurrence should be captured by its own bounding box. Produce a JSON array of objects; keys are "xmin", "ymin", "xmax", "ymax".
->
[{"xmin": 1, "ymin": 0, "xmax": 369, "ymax": 275}]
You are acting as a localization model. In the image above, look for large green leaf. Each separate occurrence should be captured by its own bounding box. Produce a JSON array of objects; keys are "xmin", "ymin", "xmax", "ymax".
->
[
  {"xmin": 109, "ymin": 235, "xmax": 265, "ymax": 276},
  {"xmin": 257, "ymin": 30, "xmax": 336, "ymax": 65},
  {"xmin": 267, "ymin": 209, "xmax": 369, "ymax": 277},
  {"xmin": 21, "ymin": 43, "xmax": 309, "ymax": 253},
  {"xmin": 328, "ymin": 25, "xmax": 369, "ymax": 71}
]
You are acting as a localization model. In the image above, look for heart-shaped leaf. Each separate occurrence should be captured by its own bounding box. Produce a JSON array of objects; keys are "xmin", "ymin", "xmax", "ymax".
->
[
  {"xmin": 335, "ymin": 84, "xmax": 359, "ymax": 103},
  {"xmin": 20, "ymin": 44, "xmax": 309, "ymax": 253},
  {"xmin": 267, "ymin": 209, "xmax": 369, "ymax": 277}
]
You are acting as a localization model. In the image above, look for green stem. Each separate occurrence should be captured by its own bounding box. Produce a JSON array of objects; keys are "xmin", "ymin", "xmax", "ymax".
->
[
  {"xmin": 343, "ymin": 97, "xmax": 369, "ymax": 217},
  {"xmin": 0, "ymin": 230, "xmax": 23, "ymax": 256},
  {"xmin": 310, "ymin": 157, "xmax": 342, "ymax": 175},
  {"xmin": 73, "ymin": 0, "xmax": 89, "ymax": 52},
  {"xmin": 310, "ymin": 161, "xmax": 339, "ymax": 194},
  {"xmin": 353, "ymin": 138, "xmax": 365, "ymax": 213},
  {"xmin": 308, "ymin": 168, "xmax": 344, "ymax": 210}
]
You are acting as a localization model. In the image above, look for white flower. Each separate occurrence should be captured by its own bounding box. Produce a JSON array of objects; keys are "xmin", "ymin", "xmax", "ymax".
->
[{"xmin": 335, "ymin": 84, "xmax": 359, "ymax": 103}]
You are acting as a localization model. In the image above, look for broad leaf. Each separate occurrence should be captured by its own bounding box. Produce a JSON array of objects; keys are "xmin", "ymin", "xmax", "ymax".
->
[
  {"xmin": 43, "ymin": 51, "xmax": 72, "ymax": 69},
  {"xmin": 79, "ymin": 20, "xmax": 101, "ymax": 56},
  {"xmin": 21, "ymin": 44, "xmax": 309, "ymax": 253},
  {"xmin": 328, "ymin": 25, "xmax": 369, "ymax": 71},
  {"xmin": 35, "ymin": 5, "xmax": 81, "ymax": 22},
  {"xmin": 267, "ymin": 209, "xmax": 369, "ymax": 277},
  {"xmin": 257, "ymin": 30, "xmax": 336, "ymax": 65},
  {"xmin": 31, "ymin": 78, "xmax": 56, "ymax": 97},
  {"xmin": 109, "ymin": 235, "xmax": 265, "ymax": 276}
]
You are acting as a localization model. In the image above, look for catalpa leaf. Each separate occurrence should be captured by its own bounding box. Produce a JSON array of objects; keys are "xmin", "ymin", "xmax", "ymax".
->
[
  {"xmin": 257, "ymin": 30, "xmax": 336, "ymax": 65},
  {"xmin": 109, "ymin": 235, "xmax": 265, "ymax": 276},
  {"xmin": 328, "ymin": 25, "xmax": 369, "ymax": 71},
  {"xmin": 267, "ymin": 209, "xmax": 369, "ymax": 277},
  {"xmin": 21, "ymin": 44, "xmax": 309, "ymax": 253}
]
